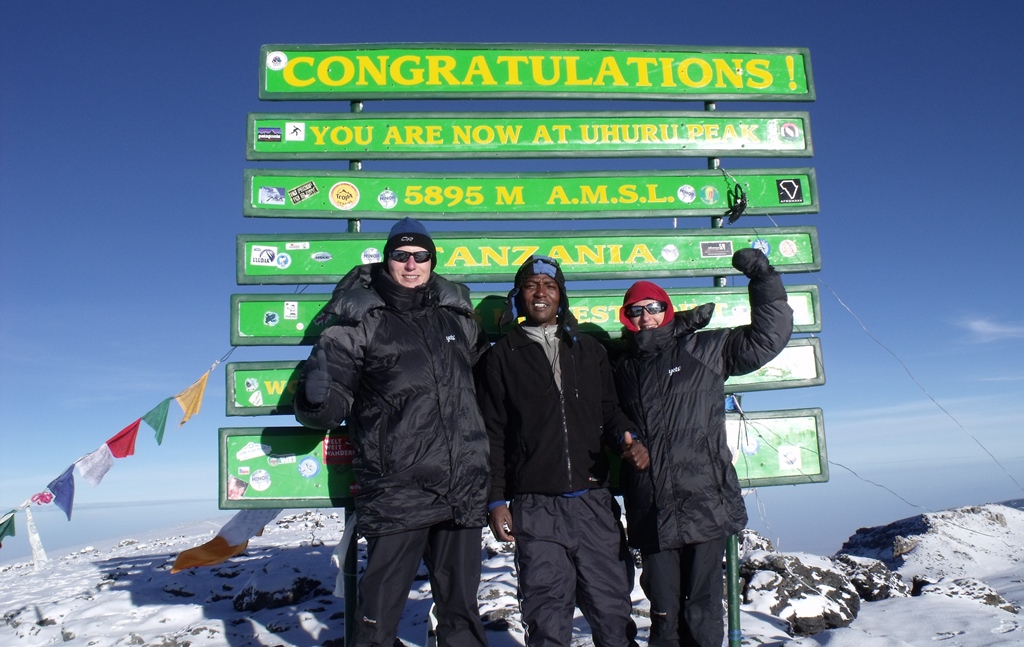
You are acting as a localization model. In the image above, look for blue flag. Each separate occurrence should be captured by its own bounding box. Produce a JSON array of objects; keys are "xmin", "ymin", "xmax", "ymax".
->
[{"xmin": 47, "ymin": 465, "xmax": 75, "ymax": 521}]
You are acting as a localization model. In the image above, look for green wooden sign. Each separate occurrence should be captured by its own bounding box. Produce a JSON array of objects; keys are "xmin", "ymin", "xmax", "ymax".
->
[
  {"xmin": 244, "ymin": 168, "xmax": 817, "ymax": 219},
  {"xmin": 219, "ymin": 427, "xmax": 355, "ymax": 509},
  {"xmin": 260, "ymin": 44, "xmax": 813, "ymax": 101},
  {"xmin": 248, "ymin": 111, "xmax": 812, "ymax": 160},
  {"xmin": 727, "ymin": 408, "xmax": 827, "ymax": 487},
  {"xmin": 237, "ymin": 227, "xmax": 821, "ymax": 284},
  {"xmin": 230, "ymin": 285, "xmax": 822, "ymax": 346},
  {"xmin": 225, "ymin": 339, "xmax": 823, "ymax": 417}
]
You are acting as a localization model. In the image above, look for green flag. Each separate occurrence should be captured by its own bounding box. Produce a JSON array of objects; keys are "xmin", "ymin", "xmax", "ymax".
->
[
  {"xmin": 0, "ymin": 510, "xmax": 15, "ymax": 547},
  {"xmin": 143, "ymin": 398, "xmax": 171, "ymax": 445}
]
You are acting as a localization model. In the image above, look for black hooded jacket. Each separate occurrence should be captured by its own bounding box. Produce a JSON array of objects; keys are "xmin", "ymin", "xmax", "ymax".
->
[
  {"xmin": 613, "ymin": 273, "xmax": 793, "ymax": 551},
  {"xmin": 294, "ymin": 263, "xmax": 490, "ymax": 537}
]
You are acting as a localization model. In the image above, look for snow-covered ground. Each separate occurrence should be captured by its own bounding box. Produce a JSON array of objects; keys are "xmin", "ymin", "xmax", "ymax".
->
[{"xmin": 1, "ymin": 502, "xmax": 1022, "ymax": 646}]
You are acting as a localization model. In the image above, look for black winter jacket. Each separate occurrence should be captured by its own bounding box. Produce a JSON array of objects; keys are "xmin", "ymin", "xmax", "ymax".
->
[
  {"xmin": 294, "ymin": 264, "xmax": 490, "ymax": 537},
  {"xmin": 613, "ymin": 272, "xmax": 793, "ymax": 551},
  {"xmin": 478, "ymin": 317, "xmax": 636, "ymax": 503}
]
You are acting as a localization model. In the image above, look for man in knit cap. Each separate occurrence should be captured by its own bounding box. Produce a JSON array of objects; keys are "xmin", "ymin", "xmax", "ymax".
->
[
  {"xmin": 613, "ymin": 248, "xmax": 793, "ymax": 647},
  {"xmin": 295, "ymin": 218, "xmax": 489, "ymax": 647},
  {"xmin": 477, "ymin": 255, "xmax": 647, "ymax": 647}
]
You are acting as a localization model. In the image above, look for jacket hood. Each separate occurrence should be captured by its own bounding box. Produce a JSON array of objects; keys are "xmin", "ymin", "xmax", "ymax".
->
[
  {"xmin": 323, "ymin": 263, "xmax": 474, "ymax": 323},
  {"xmin": 620, "ymin": 280, "xmax": 675, "ymax": 332},
  {"xmin": 632, "ymin": 302, "xmax": 715, "ymax": 356}
]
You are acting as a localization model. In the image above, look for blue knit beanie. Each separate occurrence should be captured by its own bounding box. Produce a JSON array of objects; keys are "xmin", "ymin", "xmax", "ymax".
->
[{"xmin": 383, "ymin": 218, "xmax": 437, "ymax": 268}]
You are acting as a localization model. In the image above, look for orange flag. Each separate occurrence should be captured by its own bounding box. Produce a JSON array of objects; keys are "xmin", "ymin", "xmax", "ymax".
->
[
  {"xmin": 171, "ymin": 508, "xmax": 280, "ymax": 573},
  {"xmin": 175, "ymin": 371, "xmax": 209, "ymax": 426}
]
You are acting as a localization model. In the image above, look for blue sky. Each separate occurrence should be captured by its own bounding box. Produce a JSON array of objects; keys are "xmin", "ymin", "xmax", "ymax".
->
[{"xmin": 2, "ymin": 0, "xmax": 1022, "ymax": 561}]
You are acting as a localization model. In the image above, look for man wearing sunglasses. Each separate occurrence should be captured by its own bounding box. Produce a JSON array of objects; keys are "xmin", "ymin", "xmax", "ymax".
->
[
  {"xmin": 477, "ymin": 255, "xmax": 645, "ymax": 647},
  {"xmin": 294, "ymin": 217, "xmax": 490, "ymax": 647},
  {"xmin": 612, "ymin": 248, "xmax": 793, "ymax": 647}
]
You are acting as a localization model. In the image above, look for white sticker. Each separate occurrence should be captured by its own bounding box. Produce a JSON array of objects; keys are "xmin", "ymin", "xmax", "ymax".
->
[
  {"xmin": 362, "ymin": 248, "xmax": 382, "ymax": 264},
  {"xmin": 248, "ymin": 390, "xmax": 264, "ymax": 407},
  {"xmin": 677, "ymin": 185, "xmax": 696, "ymax": 204},
  {"xmin": 661, "ymin": 244, "xmax": 679, "ymax": 262},
  {"xmin": 778, "ymin": 446, "xmax": 802, "ymax": 471},
  {"xmin": 284, "ymin": 122, "xmax": 306, "ymax": 141},
  {"xmin": 378, "ymin": 189, "xmax": 398, "ymax": 209},
  {"xmin": 251, "ymin": 245, "xmax": 278, "ymax": 266},
  {"xmin": 779, "ymin": 239, "xmax": 798, "ymax": 258},
  {"xmin": 266, "ymin": 51, "xmax": 288, "ymax": 71},
  {"xmin": 244, "ymin": 378, "xmax": 259, "ymax": 392},
  {"xmin": 286, "ymin": 242, "xmax": 310, "ymax": 251},
  {"xmin": 268, "ymin": 454, "xmax": 297, "ymax": 467},
  {"xmin": 275, "ymin": 253, "xmax": 291, "ymax": 269},
  {"xmin": 237, "ymin": 442, "xmax": 272, "ymax": 461},
  {"xmin": 249, "ymin": 469, "xmax": 272, "ymax": 491},
  {"xmin": 284, "ymin": 302, "xmax": 298, "ymax": 320}
]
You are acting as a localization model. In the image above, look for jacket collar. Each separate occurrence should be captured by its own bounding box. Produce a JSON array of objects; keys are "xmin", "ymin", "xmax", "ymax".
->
[
  {"xmin": 632, "ymin": 302, "xmax": 715, "ymax": 356},
  {"xmin": 323, "ymin": 263, "xmax": 474, "ymax": 322}
]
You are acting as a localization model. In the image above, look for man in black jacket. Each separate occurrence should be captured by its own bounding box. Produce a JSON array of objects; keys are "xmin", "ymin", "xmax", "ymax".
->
[
  {"xmin": 477, "ymin": 255, "xmax": 647, "ymax": 647},
  {"xmin": 613, "ymin": 248, "xmax": 793, "ymax": 647},
  {"xmin": 294, "ymin": 218, "xmax": 490, "ymax": 647}
]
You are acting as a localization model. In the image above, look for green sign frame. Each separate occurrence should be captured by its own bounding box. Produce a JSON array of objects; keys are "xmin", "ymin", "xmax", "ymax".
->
[
  {"xmin": 226, "ymin": 338, "xmax": 822, "ymax": 417},
  {"xmin": 244, "ymin": 168, "xmax": 818, "ymax": 220},
  {"xmin": 259, "ymin": 44, "xmax": 814, "ymax": 101},
  {"xmin": 229, "ymin": 285, "xmax": 822, "ymax": 346},
  {"xmin": 219, "ymin": 427, "xmax": 354, "ymax": 509},
  {"xmin": 727, "ymin": 408, "xmax": 827, "ymax": 487},
  {"xmin": 237, "ymin": 227, "xmax": 821, "ymax": 285},
  {"xmin": 248, "ymin": 111, "xmax": 812, "ymax": 160}
]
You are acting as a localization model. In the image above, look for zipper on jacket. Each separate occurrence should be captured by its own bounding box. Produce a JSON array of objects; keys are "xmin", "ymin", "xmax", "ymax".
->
[{"xmin": 560, "ymin": 390, "xmax": 573, "ymax": 488}]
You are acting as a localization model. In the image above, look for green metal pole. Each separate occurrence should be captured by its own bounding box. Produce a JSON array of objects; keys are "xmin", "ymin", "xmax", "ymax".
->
[{"xmin": 706, "ymin": 99, "xmax": 741, "ymax": 645}]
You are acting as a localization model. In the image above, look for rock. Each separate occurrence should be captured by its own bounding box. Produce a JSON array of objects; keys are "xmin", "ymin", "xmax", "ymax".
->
[
  {"xmin": 832, "ymin": 554, "xmax": 910, "ymax": 601},
  {"xmin": 741, "ymin": 551, "xmax": 860, "ymax": 636},
  {"xmin": 918, "ymin": 577, "xmax": 1019, "ymax": 614},
  {"xmin": 232, "ymin": 560, "xmax": 331, "ymax": 612}
]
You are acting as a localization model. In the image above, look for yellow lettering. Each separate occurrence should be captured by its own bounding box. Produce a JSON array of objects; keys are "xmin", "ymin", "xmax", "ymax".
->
[
  {"xmin": 317, "ymin": 56, "xmax": 355, "ymax": 87},
  {"xmin": 405, "ymin": 126, "xmax": 425, "ymax": 145},
  {"xmin": 745, "ymin": 59, "xmax": 772, "ymax": 89},
  {"xmin": 622, "ymin": 124, "xmax": 640, "ymax": 144},
  {"xmin": 423, "ymin": 125, "xmax": 441, "ymax": 145},
  {"xmin": 355, "ymin": 126, "xmax": 372, "ymax": 146},
  {"xmin": 512, "ymin": 246, "xmax": 540, "ymax": 266},
  {"xmin": 452, "ymin": 125, "xmax": 471, "ymax": 145},
  {"xmin": 571, "ymin": 305, "xmax": 589, "ymax": 322},
  {"xmin": 383, "ymin": 126, "xmax": 403, "ymax": 145},
  {"xmin": 473, "ymin": 125, "xmax": 494, "ymax": 144},
  {"xmin": 496, "ymin": 125, "xmax": 523, "ymax": 144},
  {"xmin": 713, "ymin": 58, "xmax": 744, "ymax": 89},
  {"xmin": 639, "ymin": 124, "xmax": 658, "ymax": 142},
  {"xmin": 355, "ymin": 55, "xmax": 388, "ymax": 86},
  {"xmin": 264, "ymin": 380, "xmax": 288, "ymax": 395},
  {"xmin": 575, "ymin": 245, "xmax": 605, "ymax": 265},
  {"xmin": 529, "ymin": 55, "xmax": 561, "ymax": 86},
  {"xmin": 594, "ymin": 56, "xmax": 628, "ymax": 86},
  {"xmin": 580, "ymin": 185, "xmax": 609, "ymax": 204},
  {"xmin": 390, "ymin": 55, "xmax": 424, "ymax": 86},
  {"xmin": 600, "ymin": 124, "xmax": 619, "ymax": 143},
  {"xmin": 626, "ymin": 57, "xmax": 658, "ymax": 86},
  {"xmin": 705, "ymin": 124, "xmax": 720, "ymax": 141},
  {"xmin": 462, "ymin": 55, "xmax": 497, "ymax": 85},
  {"xmin": 563, "ymin": 56, "xmax": 593, "ymax": 85},
  {"xmin": 311, "ymin": 125, "xmax": 330, "ymax": 146},
  {"xmin": 627, "ymin": 244, "xmax": 658, "ymax": 264},
  {"xmin": 426, "ymin": 55, "xmax": 460, "ymax": 86},
  {"xmin": 740, "ymin": 124, "xmax": 760, "ymax": 142},
  {"xmin": 678, "ymin": 57, "xmax": 712, "ymax": 88},
  {"xmin": 547, "ymin": 185, "xmax": 570, "ymax": 205},
  {"xmin": 444, "ymin": 246, "xmax": 479, "ymax": 267},
  {"xmin": 496, "ymin": 186, "xmax": 524, "ymax": 205},
  {"xmin": 330, "ymin": 126, "xmax": 353, "ymax": 146},
  {"xmin": 723, "ymin": 124, "xmax": 738, "ymax": 141},
  {"xmin": 609, "ymin": 245, "xmax": 624, "ymax": 264},
  {"xmin": 618, "ymin": 185, "xmax": 638, "ymax": 203},
  {"xmin": 590, "ymin": 305, "xmax": 610, "ymax": 324},
  {"xmin": 658, "ymin": 58, "xmax": 677, "ymax": 87},
  {"xmin": 496, "ymin": 55, "xmax": 529, "ymax": 84},
  {"xmin": 551, "ymin": 124, "xmax": 570, "ymax": 143},
  {"xmin": 548, "ymin": 245, "xmax": 573, "ymax": 265},
  {"xmin": 479, "ymin": 246, "xmax": 510, "ymax": 267},
  {"xmin": 580, "ymin": 125, "xmax": 598, "ymax": 144},
  {"xmin": 533, "ymin": 125, "xmax": 553, "ymax": 144},
  {"xmin": 687, "ymin": 124, "xmax": 704, "ymax": 140},
  {"xmin": 645, "ymin": 184, "xmax": 670, "ymax": 203},
  {"xmin": 283, "ymin": 56, "xmax": 316, "ymax": 87}
]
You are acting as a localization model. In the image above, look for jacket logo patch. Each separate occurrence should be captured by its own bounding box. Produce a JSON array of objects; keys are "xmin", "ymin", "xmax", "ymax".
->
[
  {"xmin": 445, "ymin": 335, "xmax": 456, "ymax": 342},
  {"xmin": 667, "ymin": 366, "xmax": 681, "ymax": 376}
]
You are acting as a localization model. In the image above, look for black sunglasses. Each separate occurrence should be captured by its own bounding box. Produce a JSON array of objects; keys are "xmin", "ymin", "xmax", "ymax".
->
[
  {"xmin": 624, "ymin": 301, "xmax": 668, "ymax": 318},
  {"xmin": 388, "ymin": 250, "xmax": 432, "ymax": 263}
]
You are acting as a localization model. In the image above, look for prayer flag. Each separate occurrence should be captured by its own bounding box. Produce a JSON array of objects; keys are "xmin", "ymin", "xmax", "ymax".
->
[
  {"xmin": 46, "ymin": 465, "xmax": 75, "ymax": 521},
  {"xmin": 143, "ymin": 398, "xmax": 171, "ymax": 445},
  {"xmin": 106, "ymin": 419, "xmax": 141, "ymax": 458},
  {"xmin": 76, "ymin": 445, "xmax": 114, "ymax": 486},
  {"xmin": 175, "ymin": 371, "xmax": 210, "ymax": 426},
  {"xmin": 171, "ymin": 508, "xmax": 281, "ymax": 573},
  {"xmin": 0, "ymin": 510, "xmax": 15, "ymax": 548}
]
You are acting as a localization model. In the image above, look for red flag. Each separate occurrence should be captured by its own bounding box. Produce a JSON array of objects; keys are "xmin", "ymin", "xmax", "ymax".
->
[{"xmin": 106, "ymin": 419, "xmax": 141, "ymax": 458}]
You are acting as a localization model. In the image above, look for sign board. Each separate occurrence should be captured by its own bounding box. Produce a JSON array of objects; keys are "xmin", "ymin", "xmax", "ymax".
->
[
  {"xmin": 230, "ymin": 285, "xmax": 822, "ymax": 345},
  {"xmin": 219, "ymin": 427, "xmax": 355, "ymax": 509},
  {"xmin": 238, "ymin": 226, "xmax": 821, "ymax": 284},
  {"xmin": 248, "ymin": 111, "xmax": 812, "ymax": 160},
  {"xmin": 260, "ymin": 44, "xmax": 814, "ymax": 101},
  {"xmin": 225, "ymin": 338, "xmax": 823, "ymax": 417},
  {"xmin": 245, "ymin": 168, "xmax": 817, "ymax": 219},
  {"xmin": 727, "ymin": 408, "xmax": 828, "ymax": 487}
]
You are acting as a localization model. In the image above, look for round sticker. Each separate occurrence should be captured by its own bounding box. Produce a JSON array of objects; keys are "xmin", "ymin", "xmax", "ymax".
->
[
  {"xmin": 329, "ymin": 182, "xmax": 360, "ymax": 210},
  {"xmin": 362, "ymin": 247, "xmax": 382, "ymax": 264},
  {"xmin": 378, "ymin": 189, "xmax": 398, "ymax": 209},
  {"xmin": 264, "ymin": 312, "xmax": 279, "ymax": 326},
  {"xmin": 299, "ymin": 458, "xmax": 320, "ymax": 478},
  {"xmin": 249, "ymin": 469, "xmax": 272, "ymax": 492},
  {"xmin": 779, "ymin": 239, "xmax": 798, "ymax": 258},
  {"xmin": 244, "ymin": 378, "xmax": 259, "ymax": 392},
  {"xmin": 780, "ymin": 122, "xmax": 800, "ymax": 140},
  {"xmin": 661, "ymin": 244, "xmax": 680, "ymax": 262},
  {"xmin": 266, "ymin": 51, "xmax": 288, "ymax": 71},
  {"xmin": 275, "ymin": 253, "xmax": 291, "ymax": 269},
  {"xmin": 751, "ymin": 239, "xmax": 771, "ymax": 257},
  {"xmin": 700, "ymin": 186, "xmax": 720, "ymax": 205},
  {"xmin": 677, "ymin": 185, "xmax": 696, "ymax": 204}
]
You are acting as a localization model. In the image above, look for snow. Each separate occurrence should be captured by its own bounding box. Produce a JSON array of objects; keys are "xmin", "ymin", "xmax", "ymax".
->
[{"xmin": 1, "ymin": 504, "xmax": 1022, "ymax": 646}]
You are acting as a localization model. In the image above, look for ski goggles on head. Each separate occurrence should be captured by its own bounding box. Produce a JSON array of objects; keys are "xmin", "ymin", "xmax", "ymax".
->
[
  {"xmin": 624, "ymin": 301, "xmax": 669, "ymax": 318},
  {"xmin": 388, "ymin": 249, "xmax": 432, "ymax": 263}
]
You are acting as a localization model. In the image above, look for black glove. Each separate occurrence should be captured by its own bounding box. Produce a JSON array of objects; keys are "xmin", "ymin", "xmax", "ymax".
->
[
  {"xmin": 732, "ymin": 248, "xmax": 772, "ymax": 279},
  {"xmin": 304, "ymin": 349, "xmax": 331, "ymax": 406}
]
